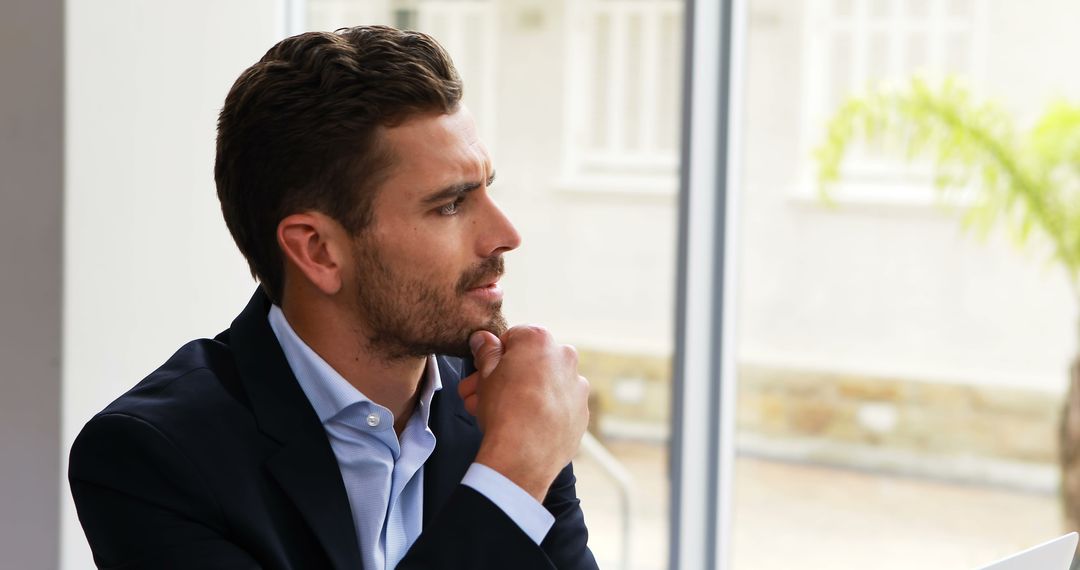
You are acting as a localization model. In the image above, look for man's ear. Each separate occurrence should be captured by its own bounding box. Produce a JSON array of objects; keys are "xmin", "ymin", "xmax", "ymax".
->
[{"xmin": 276, "ymin": 212, "xmax": 350, "ymax": 296}]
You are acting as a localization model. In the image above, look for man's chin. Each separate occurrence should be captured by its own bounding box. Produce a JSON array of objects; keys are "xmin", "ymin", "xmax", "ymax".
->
[
  {"xmin": 475, "ymin": 311, "xmax": 508, "ymax": 338},
  {"xmin": 372, "ymin": 307, "xmax": 506, "ymax": 360},
  {"xmin": 437, "ymin": 342, "xmax": 473, "ymax": 359},
  {"xmin": 435, "ymin": 314, "xmax": 506, "ymax": 359}
]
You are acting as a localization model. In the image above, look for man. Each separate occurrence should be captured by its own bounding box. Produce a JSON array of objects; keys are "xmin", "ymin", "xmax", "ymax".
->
[{"xmin": 69, "ymin": 25, "xmax": 598, "ymax": 569}]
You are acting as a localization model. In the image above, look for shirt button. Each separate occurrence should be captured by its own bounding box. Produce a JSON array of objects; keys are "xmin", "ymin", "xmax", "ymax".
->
[{"xmin": 366, "ymin": 413, "xmax": 380, "ymax": 428}]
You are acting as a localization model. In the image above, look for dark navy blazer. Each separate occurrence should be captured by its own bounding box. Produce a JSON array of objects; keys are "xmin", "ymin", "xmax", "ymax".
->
[{"xmin": 69, "ymin": 290, "xmax": 598, "ymax": 569}]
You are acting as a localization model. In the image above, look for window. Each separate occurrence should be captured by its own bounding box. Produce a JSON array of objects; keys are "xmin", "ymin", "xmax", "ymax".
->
[
  {"xmin": 733, "ymin": 0, "xmax": 1078, "ymax": 567},
  {"xmin": 797, "ymin": 0, "xmax": 988, "ymax": 205},
  {"xmin": 561, "ymin": 0, "xmax": 684, "ymax": 193}
]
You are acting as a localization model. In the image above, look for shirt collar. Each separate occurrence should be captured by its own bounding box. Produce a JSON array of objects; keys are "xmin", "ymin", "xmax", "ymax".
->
[{"xmin": 267, "ymin": 304, "xmax": 442, "ymax": 426}]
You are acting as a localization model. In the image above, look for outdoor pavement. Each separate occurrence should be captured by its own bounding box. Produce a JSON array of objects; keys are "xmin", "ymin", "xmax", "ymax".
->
[{"xmin": 573, "ymin": 440, "xmax": 1063, "ymax": 570}]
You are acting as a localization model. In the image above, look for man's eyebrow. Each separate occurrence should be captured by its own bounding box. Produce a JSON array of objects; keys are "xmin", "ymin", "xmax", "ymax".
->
[{"xmin": 421, "ymin": 171, "xmax": 497, "ymax": 205}]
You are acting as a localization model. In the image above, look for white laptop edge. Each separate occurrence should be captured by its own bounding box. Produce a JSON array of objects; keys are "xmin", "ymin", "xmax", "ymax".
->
[{"xmin": 977, "ymin": 532, "xmax": 1078, "ymax": 570}]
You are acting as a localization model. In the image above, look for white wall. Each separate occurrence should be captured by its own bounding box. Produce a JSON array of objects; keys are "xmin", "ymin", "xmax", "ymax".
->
[{"xmin": 62, "ymin": 2, "xmax": 281, "ymax": 567}]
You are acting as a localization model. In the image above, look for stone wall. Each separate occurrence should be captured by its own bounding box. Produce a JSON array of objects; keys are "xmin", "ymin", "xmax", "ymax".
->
[
  {"xmin": 582, "ymin": 350, "xmax": 1063, "ymax": 486},
  {"xmin": 737, "ymin": 364, "xmax": 1060, "ymax": 465}
]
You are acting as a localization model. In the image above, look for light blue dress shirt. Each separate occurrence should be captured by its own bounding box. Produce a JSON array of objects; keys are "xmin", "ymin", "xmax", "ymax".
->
[{"xmin": 268, "ymin": 306, "xmax": 554, "ymax": 569}]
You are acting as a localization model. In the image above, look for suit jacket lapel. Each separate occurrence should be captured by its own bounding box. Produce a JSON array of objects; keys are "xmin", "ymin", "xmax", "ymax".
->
[
  {"xmin": 228, "ymin": 290, "xmax": 364, "ymax": 570},
  {"xmin": 423, "ymin": 355, "xmax": 483, "ymax": 528}
]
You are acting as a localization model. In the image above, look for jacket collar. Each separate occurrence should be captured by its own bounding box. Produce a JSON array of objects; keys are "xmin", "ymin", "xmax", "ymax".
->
[
  {"xmin": 226, "ymin": 289, "xmax": 483, "ymax": 567},
  {"xmin": 228, "ymin": 289, "xmax": 363, "ymax": 570},
  {"xmin": 423, "ymin": 355, "xmax": 482, "ymax": 527}
]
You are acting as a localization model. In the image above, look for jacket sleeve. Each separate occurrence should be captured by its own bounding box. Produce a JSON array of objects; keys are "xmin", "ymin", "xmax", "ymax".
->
[
  {"xmin": 69, "ymin": 413, "xmax": 263, "ymax": 570},
  {"xmin": 397, "ymin": 462, "xmax": 598, "ymax": 570},
  {"xmin": 541, "ymin": 462, "xmax": 597, "ymax": 569}
]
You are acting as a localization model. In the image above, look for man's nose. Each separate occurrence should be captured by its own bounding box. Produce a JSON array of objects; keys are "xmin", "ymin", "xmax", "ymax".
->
[{"xmin": 478, "ymin": 197, "xmax": 521, "ymax": 257}]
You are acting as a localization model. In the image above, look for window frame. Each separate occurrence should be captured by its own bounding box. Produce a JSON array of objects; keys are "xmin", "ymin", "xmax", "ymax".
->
[{"xmin": 669, "ymin": 0, "xmax": 742, "ymax": 567}]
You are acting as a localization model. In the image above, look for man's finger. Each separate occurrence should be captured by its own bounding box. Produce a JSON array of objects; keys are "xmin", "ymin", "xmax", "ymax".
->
[
  {"xmin": 463, "ymin": 394, "xmax": 479, "ymax": 417},
  {"xmin": 469, "ymin": 330, "xmax": 503, "ymax": 377},
  {"xmin": 458, "ymin": 372, "xmax": 479, "ymax": 400}
]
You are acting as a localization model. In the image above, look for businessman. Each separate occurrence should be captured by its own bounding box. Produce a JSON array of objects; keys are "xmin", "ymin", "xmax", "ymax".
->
[{"xmin": 69, "ymin": 25, "xmax": 598, "ymax": 569}]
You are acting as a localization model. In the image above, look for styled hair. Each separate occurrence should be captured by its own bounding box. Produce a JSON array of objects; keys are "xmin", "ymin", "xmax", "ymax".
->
[{"xmin": 214, "ymin": 25, "xmax": 463, "ymax": 303}]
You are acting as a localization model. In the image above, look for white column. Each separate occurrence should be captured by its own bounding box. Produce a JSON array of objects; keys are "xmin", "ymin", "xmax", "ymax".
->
[
  {"xmin": 0, "ymin": 0, "xmax": 63, "ymax": 567},
  {"xmin": 669, "ymin": 0, "xmax": 744, "ymax": 567}
]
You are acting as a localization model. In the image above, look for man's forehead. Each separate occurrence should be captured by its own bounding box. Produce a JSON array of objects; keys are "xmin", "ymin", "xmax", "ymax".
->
[
  {"xmin": 375, "ymin": 108, "xmax": 492, "ymax": 197},
  {"xmin": 381, "ymin": 108, "xmax": 487, "ymax": 163}
]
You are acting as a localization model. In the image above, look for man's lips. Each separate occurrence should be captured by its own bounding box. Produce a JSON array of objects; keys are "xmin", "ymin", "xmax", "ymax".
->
[
  {"xmin": 457, "ymin": 256, "xmax": 505, "ymax": 294},
  {"xmin": 465, "ymin": 274, "xmax": 502, "ymax": 291},
  {"xmin": 465, "ymin": 278, "xmax": 504, "ymax": 300}
]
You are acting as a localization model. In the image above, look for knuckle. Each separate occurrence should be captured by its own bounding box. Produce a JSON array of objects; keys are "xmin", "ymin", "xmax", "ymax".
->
[
  {"xmin": 507, "ymin": 324, "xmax": 554, "ymax": 347},
  {"xmin": 525, "ymin": 324, "xmax": 552, "ymax": 339},
  {"xmin": 562, "ymin": 344, "xmax": 578, "ymax": 363},
  {"xmin": 529, "ymin": 323, "xmax": 550, "ymax": 334},
  {"xmin": 505, "ymin": 323, "xmax": 537, "ymax": 339}
]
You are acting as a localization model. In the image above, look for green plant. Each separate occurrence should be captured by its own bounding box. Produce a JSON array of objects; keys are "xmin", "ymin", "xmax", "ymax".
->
[
  {"xmin": 814, "ymin": 76, "xmax": 1080, "ymax": 300},
  {"xmin": 815, "ymin": 76, "xmax": 1080, "ymax": 542}
]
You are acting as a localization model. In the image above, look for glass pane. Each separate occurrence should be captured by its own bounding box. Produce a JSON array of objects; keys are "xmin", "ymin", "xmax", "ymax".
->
[
  {"xmin": 834, "ymin": 0, "xmax": 855, "ymax": 19},
  {"xmin": 945, "ymin": 31, "xmax": 971, "ymax": 73},
  {"xmin": 868, "ymin": 31, "xmax": 891, "ymax": 82},
  {"xmin": 949, "ymin": 0, "xmax": 974, "ymax": 19},
  {"xmin": 869, "ymin": 0, "xmax": 892, "ymax": 20},
  {"xmin": 735, "ymin": 0, "xmax": 1079, "ymax": 567},
  {"xmin": 906, "ymin": 0, "xmax": 930, "ymax": 20},
  {"xmin": 303, "ymin": 2, "xmax": 684, "ymax": 568},
  {"xmin": 906, "ymin": 31, "xmax": 929, "ymax": 71},
  {"xmin": 625, "ymin": 12, "xmax": 644, "ymax": 151},
  {"xmin": 829, "ymin": 32, "xmax": 853, "ymax": 110},
  {"xmin": 592, "ymin": 11, "xmax": 612, "ymax": 151},
  {"xmin": 658, "ymin": 10, "xmax": 683, "ymax": 152}
]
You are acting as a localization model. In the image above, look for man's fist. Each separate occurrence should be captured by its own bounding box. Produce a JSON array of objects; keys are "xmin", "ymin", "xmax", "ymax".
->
[{"xmin": 458, "ymin": 325, "xmax": 590, "ymax": 502}]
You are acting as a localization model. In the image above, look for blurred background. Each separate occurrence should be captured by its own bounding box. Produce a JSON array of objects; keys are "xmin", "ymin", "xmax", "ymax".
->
[{"xmin": 2, "ymin": 0, "xmax": 1078, "ymax": 568}]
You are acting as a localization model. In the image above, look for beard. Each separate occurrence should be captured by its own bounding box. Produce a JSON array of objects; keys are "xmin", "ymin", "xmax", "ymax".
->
[{"xmin": 349, "ymin": 237, "xmax": 507, "ymax": 362}]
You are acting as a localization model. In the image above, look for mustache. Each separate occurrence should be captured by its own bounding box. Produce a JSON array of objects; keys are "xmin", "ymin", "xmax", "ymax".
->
[{"xmin": 456, "ymin": 256, "xmax": 504, "ymax": 294}]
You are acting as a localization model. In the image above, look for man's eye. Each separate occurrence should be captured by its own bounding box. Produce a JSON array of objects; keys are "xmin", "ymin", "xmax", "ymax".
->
[{"xmin": 438, "ymin": 196, "xmax": 465, "ymax": 216}]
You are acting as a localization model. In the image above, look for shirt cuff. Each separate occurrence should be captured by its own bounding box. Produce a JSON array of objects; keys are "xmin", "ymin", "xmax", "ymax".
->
[{"xmin": 460, "ymin": 462, "xmax": 555, "ymax": 544}]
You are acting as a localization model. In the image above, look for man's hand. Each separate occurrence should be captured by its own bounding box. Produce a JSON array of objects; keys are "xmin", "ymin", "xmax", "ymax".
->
[{"xmin": 457, "ymin": 326, "xmax": 590, "ymax": 502}]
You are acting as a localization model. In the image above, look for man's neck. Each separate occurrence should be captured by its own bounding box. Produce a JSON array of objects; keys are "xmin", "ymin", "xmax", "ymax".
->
[{"xmin": 280, "ymin": 299, "xmax": 426, "ymax": 435}]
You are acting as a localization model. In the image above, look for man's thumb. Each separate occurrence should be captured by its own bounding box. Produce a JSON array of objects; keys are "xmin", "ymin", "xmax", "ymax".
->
[{"xmin": 469, "ymin": 331, "xmax": 503, "ymax": 377}]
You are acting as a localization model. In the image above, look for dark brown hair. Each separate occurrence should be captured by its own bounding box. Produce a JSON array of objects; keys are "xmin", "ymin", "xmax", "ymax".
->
[{"xmin": 214, "ymin": 25, "xmax": 463, "ymax": 303}]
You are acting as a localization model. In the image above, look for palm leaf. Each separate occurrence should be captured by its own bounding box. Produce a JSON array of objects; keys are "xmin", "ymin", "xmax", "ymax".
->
[{"xmin": 814, "ymin": 76, "xmax": 1080, "ymax": 299}]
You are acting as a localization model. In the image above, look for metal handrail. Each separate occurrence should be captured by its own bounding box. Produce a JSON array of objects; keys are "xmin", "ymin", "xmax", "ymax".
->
[{"xmin": 579, "ymin": 431, "xmax": 636, "ymax": 570}]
